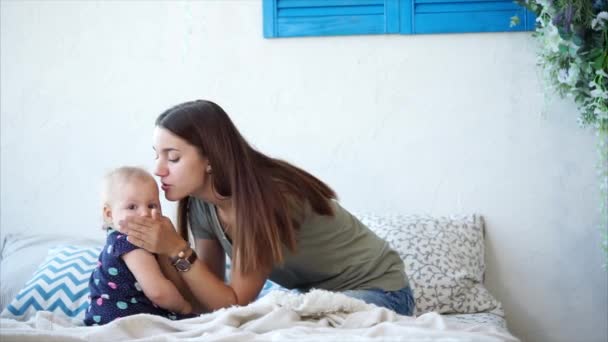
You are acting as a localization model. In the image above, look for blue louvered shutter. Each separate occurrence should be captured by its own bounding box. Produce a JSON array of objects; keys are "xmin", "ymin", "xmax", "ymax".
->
[
  {"xmin": 264, "ymin": 0, "xmax": 400, "ymax": 38},
  {"xmin": 402, "ymin": 0, "xmax": 535, "ymax": 34}
]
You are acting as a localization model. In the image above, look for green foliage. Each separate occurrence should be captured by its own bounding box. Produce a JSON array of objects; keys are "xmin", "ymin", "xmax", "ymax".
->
[{"xmin": 514, "ymin": 0, "xmax": 608, "ymax": 265}]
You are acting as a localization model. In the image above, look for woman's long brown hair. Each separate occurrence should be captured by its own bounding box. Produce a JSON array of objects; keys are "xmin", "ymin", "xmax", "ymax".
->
[{"xmin": 157, "ymin": 100, "xmax": 336, "ymax": 274}]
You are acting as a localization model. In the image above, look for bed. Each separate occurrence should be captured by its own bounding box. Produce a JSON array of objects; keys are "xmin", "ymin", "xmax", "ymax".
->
[{"xmin": 0, "ymin": 214, "xmax": 519, "ymax": 341}]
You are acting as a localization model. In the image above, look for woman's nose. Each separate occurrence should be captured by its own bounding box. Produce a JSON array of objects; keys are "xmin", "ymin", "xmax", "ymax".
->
[{"xmin": 154, "ymin": 161, "xmax": 168, "ymax": 177}]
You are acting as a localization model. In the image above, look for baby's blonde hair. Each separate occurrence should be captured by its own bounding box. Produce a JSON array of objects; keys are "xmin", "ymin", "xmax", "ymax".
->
[{"xmin": 101, "ymin": 166, "xmax": 156, "ymax": 230}]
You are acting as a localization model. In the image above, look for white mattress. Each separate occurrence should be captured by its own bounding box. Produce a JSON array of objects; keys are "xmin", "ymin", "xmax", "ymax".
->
[
  {"xmin": 444, "ymin": 312, "xmax": 508, "ymax": 331},
  {"xmin": 1, "ymin": 233, "xmax": 514, "ymax": 340},
  {"xmin": 0, "ymin": 290, "xmax": 520, "ymax": 342}
]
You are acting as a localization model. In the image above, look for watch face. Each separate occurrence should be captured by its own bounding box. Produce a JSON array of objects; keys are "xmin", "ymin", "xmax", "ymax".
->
[{"xmin": 175, "ymin": 259, "xmax": 191, "ymax": 272}]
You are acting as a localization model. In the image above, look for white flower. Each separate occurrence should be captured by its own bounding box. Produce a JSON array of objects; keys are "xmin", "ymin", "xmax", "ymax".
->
[
  {"xmin": 597, "ymin": 69, "xmax": 608, "ymax": 78},
  {"xmin": 592, "ymin": 11, "xmax": 608, "ymax": 30},
  {"xmin": 566, "ymin": 65, "xmax": 580, "ymax": 86},
  {"xmin": 556, "ymin": 64, "xmax": 579, "ymax": 86},
  {"xmin": 535, "ymin": 0, "xmax": 549, "ymax": 7},
  {"xmin": 590, "ymin": 88, "xmax": 608, "ymax": 99},
  {"xmin": 590, "ymin": 80, "xmax": 599, "ymax": 89},
  {"xmin": 543, "ymin": 24, "xmax": 562, "ymax": 53},
  {"xmin": 558, "ymin": 69, "xmax": 569, "ymax": 83}
]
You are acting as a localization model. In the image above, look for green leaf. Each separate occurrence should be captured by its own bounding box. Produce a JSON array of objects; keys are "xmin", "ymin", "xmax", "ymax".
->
[
  {"xmin": 589, "ymin": 49, "xmax": 603, "ymax": 59},
  {"xmin": 594, "ymin": 53, "xmax": 606, "ymax": 71},
  {"xmin": 510, "ymin": 15, "xmax": 521, "ymax": 27},
  {"xmin": 559, "ymin": 44, "xmax": 569, "ymax": 54}
]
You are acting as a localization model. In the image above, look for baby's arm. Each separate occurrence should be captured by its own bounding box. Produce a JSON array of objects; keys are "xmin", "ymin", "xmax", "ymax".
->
[{"xmin": 122, "ymin": 249, "xmax": 192, "ymax": 315}]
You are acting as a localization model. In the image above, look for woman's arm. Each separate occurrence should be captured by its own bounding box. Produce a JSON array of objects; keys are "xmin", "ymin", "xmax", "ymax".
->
[
  {"xmin": 119, "ymin": 210, "xmax": 270, "ymax": 311},
  {"xmin": 196, "ymin": 239, "xmax": 226, "ymax": 282},
  {"xmin": 175, "ymin": 250, "xmax": 269, "ymax": 311},
  {"xmin": 122, "ymin": 249, "xmax": 192, "ymax": 314},
  {"xmin": 156, "ymin": 254, "xmax": 202, "ymax": 313},
  {"xmin": 156, "ymin": 238, "xmax": 225, "ymax": 314}
]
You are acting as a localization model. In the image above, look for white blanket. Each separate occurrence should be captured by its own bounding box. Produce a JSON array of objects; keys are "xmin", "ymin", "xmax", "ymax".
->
[{"xmin": 0, "ymin": 289, "xmax": 519, "ymax": 342}]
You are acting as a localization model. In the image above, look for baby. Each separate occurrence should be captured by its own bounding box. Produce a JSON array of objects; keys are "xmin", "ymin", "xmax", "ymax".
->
[{"xmin": 84, "ymin": 166, "xmax": 194, "ymax": 325}]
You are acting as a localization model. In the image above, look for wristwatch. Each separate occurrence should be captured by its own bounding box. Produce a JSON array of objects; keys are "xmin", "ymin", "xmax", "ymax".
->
[{"xmin": 170, "ymin": 245, "xmax": 197, "ymax": 272}]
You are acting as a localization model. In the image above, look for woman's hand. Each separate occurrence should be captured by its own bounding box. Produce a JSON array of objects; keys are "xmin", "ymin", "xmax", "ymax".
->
[{"xmin": 118, "ymin": 209, "xmax": 186, "ymax": 256}]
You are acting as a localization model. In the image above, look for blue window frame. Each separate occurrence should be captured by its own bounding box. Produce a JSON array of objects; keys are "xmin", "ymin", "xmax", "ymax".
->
[{"xmin": 263, "ymin": 0, "xmax": 535, "ymax": 38}]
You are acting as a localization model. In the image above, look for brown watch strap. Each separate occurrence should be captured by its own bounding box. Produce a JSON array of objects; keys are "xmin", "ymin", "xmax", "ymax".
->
[
  {"xmin": 169, "ymin": 242, "xmax": 192, "ymax": 264},
  {"xmin": 186, "ymin": 249, "xmax": 197, "ymax": 264}
]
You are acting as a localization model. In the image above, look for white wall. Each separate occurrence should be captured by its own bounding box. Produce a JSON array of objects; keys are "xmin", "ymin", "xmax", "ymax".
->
[{"xmin": 1, "ymin": 1, "xmax": 606, "ymax": 341}]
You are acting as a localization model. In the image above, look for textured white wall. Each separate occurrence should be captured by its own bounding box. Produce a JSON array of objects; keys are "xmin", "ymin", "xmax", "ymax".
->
[{"xmin": 1, "ymin": 1, "xmax": 606, "ymax": 341}]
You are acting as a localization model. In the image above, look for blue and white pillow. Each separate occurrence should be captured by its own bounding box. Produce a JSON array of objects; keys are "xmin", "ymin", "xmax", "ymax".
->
[
  {"xmin": 258, "ymin": 279, "xmax": 290, "ymax": 298},
  {"xmin": 224, "ymin": 260, "xmax": 291, "ymax": 299},
  {"xmin": 1, "ymin": 245, "xmax": 100, "ymax": 321}
]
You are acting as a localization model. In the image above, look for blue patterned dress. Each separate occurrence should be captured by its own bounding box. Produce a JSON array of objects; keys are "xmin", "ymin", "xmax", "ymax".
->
[{"xmin": 84, "ymin": 229, "xmax": 194, "ymax": 325}]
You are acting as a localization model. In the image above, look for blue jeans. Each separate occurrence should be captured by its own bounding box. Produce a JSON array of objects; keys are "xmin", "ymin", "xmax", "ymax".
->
[{"xmin": 341, "ymin": 286, "xmax": 415, "ymax": 316}]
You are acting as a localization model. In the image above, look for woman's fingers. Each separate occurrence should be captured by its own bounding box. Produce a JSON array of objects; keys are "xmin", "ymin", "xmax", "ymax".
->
[
  {"xmin": 124, "ymin": 215, "xmax": 156, "ymax": 226},
  {"xmin": 123, "ymin": 226, "xmax": 145, "ymax": 242},
  {"xmin": 118, "ymin": 213, "xmax": 180, "ymax": 255},
  {"xmin": 151, "ymin": 208, "xmax": 160, "ymax": 220},
  {"xmin": 125, "ymin": 225, "xmax": 158, "ymax": 253},
  {"xmin": 126, "ymin": 235, "xmax": 145, "ymax": 249},
  {"xmin": 121, "ymin": 217, "xmax": 165, "ymax": 252},
  {"xmin": 118, "ymin": 219, "xmax": 147, "ymax": 235}
]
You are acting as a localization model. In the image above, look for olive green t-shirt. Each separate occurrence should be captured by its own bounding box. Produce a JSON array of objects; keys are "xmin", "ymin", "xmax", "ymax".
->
[{"xmin": 188, "ymin": 197, "xmax": 407, "ymax": 292}]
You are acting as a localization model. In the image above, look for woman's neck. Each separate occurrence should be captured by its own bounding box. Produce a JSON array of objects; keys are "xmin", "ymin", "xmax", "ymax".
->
[
  {"xmin": 193, "ymin": 192, "xmax": 232, "ymax": 210},
  {"xmin": 215, "ymin": 200, "xmax": 235, "ymax": 237},
  {"xmin": 192, "ymin": 178, "xmax": 233, "ymax": 211},
  {"xmin": 214, "ymin": 197, "xmax": 233, "ymax": 213},
  {"xmin": 192, "ymin": 190, "xmax": 234, "ymax": 233}
]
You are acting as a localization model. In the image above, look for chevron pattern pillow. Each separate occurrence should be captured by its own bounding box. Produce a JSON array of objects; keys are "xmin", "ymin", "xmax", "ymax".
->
[
  {"xmin": 1, "ymin": 245, "xmax": 101, "ymax": 321},
  {"xmin": 258, "ymin": 279, "xmax": 290, "ymax": 298},
  {"xmin": 3, "ymin": 245, "xmax": 289, "ymax": 322}
]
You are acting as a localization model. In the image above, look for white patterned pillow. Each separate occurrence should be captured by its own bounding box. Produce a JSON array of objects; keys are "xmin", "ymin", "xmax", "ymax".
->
[
  {"xmin": 358, "ymin": 214, "xmax": 503, "ymax": 316},
  {"xmin": 1, "ymin": 245, "xmax": 100, "ymax": 321}
]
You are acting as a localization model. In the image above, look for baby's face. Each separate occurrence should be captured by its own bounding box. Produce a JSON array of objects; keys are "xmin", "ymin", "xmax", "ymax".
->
[{"xmin": 107, "ymin": 178, "xmax": 161, "ymax": 227}]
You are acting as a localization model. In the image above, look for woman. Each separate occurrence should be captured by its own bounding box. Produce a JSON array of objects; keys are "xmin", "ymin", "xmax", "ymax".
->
[{"xmin": 118, "ymin": 100, "xmax": 414, "ymax": 316}]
